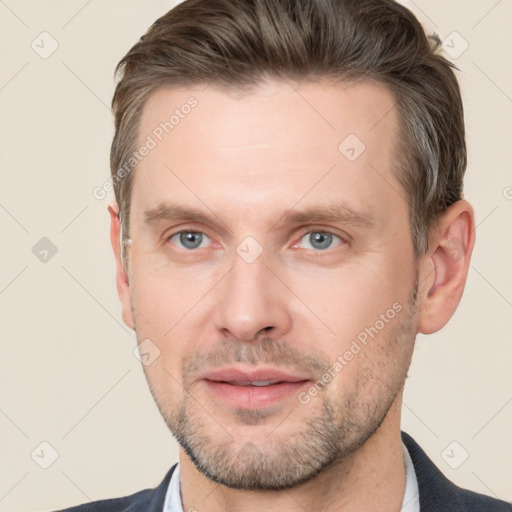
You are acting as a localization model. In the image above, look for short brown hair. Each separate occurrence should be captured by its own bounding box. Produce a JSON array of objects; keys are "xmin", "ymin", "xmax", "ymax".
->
[{"xmin": 110, "ymin": 0, "xmax": 466, "ymax": 259}]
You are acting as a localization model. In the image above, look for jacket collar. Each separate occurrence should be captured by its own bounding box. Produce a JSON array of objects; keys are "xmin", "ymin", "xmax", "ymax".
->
[
  {"xmin": 140, "ymin": 464, "xmax": 176, "ymax": 511},
  {"xmin": 401, "ymin": 431, "xmax": 466, "ymax": 511}
]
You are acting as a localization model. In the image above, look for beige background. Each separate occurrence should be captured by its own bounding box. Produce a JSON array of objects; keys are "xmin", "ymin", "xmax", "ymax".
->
[{"xmin": 0, "ymin": 1, "xmax": 511, "ymax": 510}]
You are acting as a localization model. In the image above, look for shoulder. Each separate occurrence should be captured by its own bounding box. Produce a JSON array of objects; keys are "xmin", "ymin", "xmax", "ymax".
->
[
  {"xmin": 54, "ymin": 491, "xmax": 150, "ymax": 512},
  {"xmin": 457, "ymin": 486, "xmax": 512, "ymax": 512},
  {"xmin": 53, "ymin": 465, "xmax": 176, "ymax": 512},
  {"xmin": 401, "ymin": 432, "xmax": 511, "ymax": 512}
]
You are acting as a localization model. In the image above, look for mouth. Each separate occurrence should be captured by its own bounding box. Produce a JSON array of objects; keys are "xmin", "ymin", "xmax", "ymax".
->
[
  {"xmin": 200, "ymin": 367, "xmax": 311, "ymax": 409},
  {"xmin": 222, "ymin": 380, "xmax": 291, "ymax": 387}
]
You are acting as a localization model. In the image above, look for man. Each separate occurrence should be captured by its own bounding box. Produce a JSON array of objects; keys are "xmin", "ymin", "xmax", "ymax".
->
[{"xmin": 58, "ymin": 0, "xmax": 511, "ymax": 510}]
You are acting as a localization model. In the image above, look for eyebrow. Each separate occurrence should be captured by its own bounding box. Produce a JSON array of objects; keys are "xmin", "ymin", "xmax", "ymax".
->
[
  {"xmin": 279, "ymin": 203, "xmax": 375, "ymax": 230},
  {"xmin": 144, "ymin": 202, "xmax": 374, "ymax": 231},
  {"xmin": 144, "ymin": 203, "xmax": 226, "ymax": 230}
]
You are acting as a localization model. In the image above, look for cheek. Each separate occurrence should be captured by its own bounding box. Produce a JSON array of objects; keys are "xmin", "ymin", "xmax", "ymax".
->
[
  {"xmin": 129, "ymin": 258, "xmax": 220, "ymax": 377},
  {"xmin": 290, "ymin": 260, "xmax": 408, "ymax": 340},
  {"xmin": 129, "ymin": 251, "xmax": 214, "ymax": 330}
]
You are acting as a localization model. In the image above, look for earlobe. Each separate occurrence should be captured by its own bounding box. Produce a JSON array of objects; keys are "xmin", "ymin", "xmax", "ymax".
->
[
  {"xmin": 417, "ymin": 200, "xmax": 475, "ymax": 335},
  {"xmin": 108, "ymin": 202, "xmax": 135, "ymax": 330}
]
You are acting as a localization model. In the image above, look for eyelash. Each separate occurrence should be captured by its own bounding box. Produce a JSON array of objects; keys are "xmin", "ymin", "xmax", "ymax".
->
[{"xmin": 165, "ymin": 227, "xmax": 347, "ymax": 252}]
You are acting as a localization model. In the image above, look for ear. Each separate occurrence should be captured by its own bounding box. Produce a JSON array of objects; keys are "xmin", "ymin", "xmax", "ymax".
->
[
  {"xmin": 108, "ymin": 202, "xmax": 135, "ymax": 330},
  {"xmin": 417, "ymin": 200, "xmax": 475, "ymax": 335}
]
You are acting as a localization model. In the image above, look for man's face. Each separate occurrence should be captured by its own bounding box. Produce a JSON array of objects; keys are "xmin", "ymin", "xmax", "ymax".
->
[{"xmin": 121, "ymin": 80, "xmax": 421, "ymax": 489}]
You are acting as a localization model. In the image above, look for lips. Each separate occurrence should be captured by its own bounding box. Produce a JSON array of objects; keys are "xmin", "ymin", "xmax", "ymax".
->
[
  {"xmin": 200, "ymin": 367, "xmax": 311, "ymax": 409},
  {"xmin": 201, "ymin": 367, "xmax": 309, "ymax": 386}
]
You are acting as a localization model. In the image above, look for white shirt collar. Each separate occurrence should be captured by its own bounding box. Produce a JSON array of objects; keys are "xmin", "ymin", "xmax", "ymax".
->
[
  {"xmin": 163, "ymin": 462, "xmax": 184, "ymax": 512},
  {"xmin": 163, "ymin": 442, "xmax": 420, "ymax": 512},
  {"xmin": 401, "ymin": 441, "xmax": 420, "ymax": 511}
]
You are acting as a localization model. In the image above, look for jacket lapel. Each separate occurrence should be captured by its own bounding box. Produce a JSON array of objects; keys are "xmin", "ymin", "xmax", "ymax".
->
[
  {"xmin": 126, "ymin": 464, "xmax": 177, "ymax": 511},
  {"xmin": 401, "ymin": 432, "xmax": 466, "ymax": 511}
]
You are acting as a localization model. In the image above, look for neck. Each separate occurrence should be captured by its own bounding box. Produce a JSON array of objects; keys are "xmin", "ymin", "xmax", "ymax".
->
[{"xmin": 179, "ymin": 395, "xmax": 406, "ymax": 512}]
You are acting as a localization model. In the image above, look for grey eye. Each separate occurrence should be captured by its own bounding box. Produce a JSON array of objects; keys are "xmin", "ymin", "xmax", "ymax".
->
[
  {"xmin": 299, "ymin": 231, "xmax": 342, "ymax": 250},
  {"xmin": 169, "ymin": 231, "xmax": 210, "ymax": 250}
]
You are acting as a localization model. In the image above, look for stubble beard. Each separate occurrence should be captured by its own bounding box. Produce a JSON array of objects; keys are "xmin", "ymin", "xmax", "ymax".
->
[{"xmin": 141, "ymin": 283, "xmax": 419, "ymax": 491}]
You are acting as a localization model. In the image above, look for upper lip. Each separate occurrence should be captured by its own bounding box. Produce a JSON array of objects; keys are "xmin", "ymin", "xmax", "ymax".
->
[{"xmin": 200, "ymin": 367, "xmax": 311, "ymax": 384}]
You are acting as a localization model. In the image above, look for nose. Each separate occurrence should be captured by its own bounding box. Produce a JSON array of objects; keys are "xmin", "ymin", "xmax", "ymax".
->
[{"xmin": 214, "ymin": 249, "xmax": 293, "ymax": 342}]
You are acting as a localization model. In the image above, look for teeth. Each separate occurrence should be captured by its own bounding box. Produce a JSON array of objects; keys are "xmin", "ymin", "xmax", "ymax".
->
[{"xmin": 231, "ymin": 380, "xmax": 276, "ymax": 387}]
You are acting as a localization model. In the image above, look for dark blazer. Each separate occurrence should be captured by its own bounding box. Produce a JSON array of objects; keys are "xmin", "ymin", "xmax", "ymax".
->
[{"xmin": 56, "ymin": 432, "xmax": 511, "ymax": 511}]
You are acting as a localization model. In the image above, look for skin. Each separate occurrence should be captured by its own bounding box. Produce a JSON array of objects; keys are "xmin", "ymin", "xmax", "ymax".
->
[{"xmin": 108, "ymin": 79, "xmax": 475, "ymax": 512}]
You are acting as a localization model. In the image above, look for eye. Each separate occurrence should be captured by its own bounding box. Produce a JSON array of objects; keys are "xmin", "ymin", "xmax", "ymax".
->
[
  {"xmin": 297, "ymin": 230, "xmax": 344, "ymax": 251},
  {"xmin": 168, "ymin": 230, "xmax": 211, "ymax": 250}
]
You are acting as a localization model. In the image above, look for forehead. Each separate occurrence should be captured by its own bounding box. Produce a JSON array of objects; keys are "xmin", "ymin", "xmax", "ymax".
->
[
  {"xmin": 131, "ymin": 79, "xmax": 404, "ymax": 230},
  {"xmin": 139, "ymin": 79, "xmax": 398, "ymax": 154}
]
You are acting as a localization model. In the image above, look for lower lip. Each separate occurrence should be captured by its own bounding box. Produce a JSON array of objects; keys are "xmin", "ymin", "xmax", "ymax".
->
[{"xmin": 203, "ymin": 380, "xmax": 310, "ymax": 409}]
